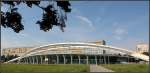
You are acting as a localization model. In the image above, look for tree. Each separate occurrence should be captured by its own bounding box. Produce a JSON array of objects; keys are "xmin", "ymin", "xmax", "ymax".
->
[
  {"xmin": 1, "ymin": 1, "xmax": 71, "ymax": 33},
  {"xmin": 14, "ymin": 54, "xmax": 19, "ymax": 58},
  {"xmin": 1, "ymin": 55, "xmax": 5, "ymax": 62}
]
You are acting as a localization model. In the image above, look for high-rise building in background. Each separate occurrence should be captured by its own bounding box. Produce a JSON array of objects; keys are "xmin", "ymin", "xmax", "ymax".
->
[
  {"xmin": 1, "ymin": 47, "xmax": 32, "ymax": 56},
  {"xmin": 136, "ymin": 44, "xmax": 149, "ymax": 53}
]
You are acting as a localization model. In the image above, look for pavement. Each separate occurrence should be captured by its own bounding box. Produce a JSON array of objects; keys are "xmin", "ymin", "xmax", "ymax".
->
[{"xmin": 90, "ymin": 65, "xmax": 114, "ymax": 72}]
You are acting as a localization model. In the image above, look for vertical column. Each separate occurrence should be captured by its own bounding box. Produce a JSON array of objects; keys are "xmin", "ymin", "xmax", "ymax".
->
[
  {"xmin": 103, "ymin": 50, "xmax": 106, "ymax": 64},
  {"xmin": 99, "ymin": 55, "xmax": 101, "ymax": 64},
  {"xmin": 86, "ymin": 55, "xmax": 88, "ymax": 64},
  {"xmin": 27, "ymin": 58, "xmax": 29, "ymax": 64},
  {"xmin": 25, "ymin": 58, "xmax": 27, "ymax": 64},
  {"xmin": 45, "ymin": 55, "xmax": 47, "ymax": 64},
  {"xmin": 108, "ymin": 55, "xmax": 109, "ymax": 64},
  {"xmin": 28, "ymin": 57, "xmax": 30, "ymax": 64},
  {"xmin": 30, "ymin": 57, "xmax": 32, "ymax": 64},
  {"xmin": 128, "ymin": 56, "xmax": 129, "ymax": 63},
  {"xmin": 32, "ymin": 56, "xmax": 35, "ymax": 64},
  {"xmin": 95, "ymin": 55, "xmax": 97, "ymax": 65},
  {"xmin": 24, "ymin": 57, "xmax": 27, "ymax": 64},
  {"xmin": 36, "ymin": 56, "xmax": 38, "ymax": 64},
  {"xmin": 21, "ymin": 58, "xmax": 23, "ymax": 64},
  {"xmin": 40, "ymin": 55, "xmax": 43, "ymax": 64},
  {"xmin": 104, "ymin": 55, "xmax": 106, "ymax": 64},
  {"xmin": 23, "ymin": 58, "xmax": 26, "ymax": 64},
  {"xmin": 26, "ymin": 58, "xmax": 28, "ymax": 64},
  {"xmin": 27, "ymin": 57, "xmax": 29, "ymax": 64},
  {"xmin": 21, "ymin": 58, "xmax": 24, "ymax": 64},
  {"xmin": 29, "ymin": 56, "xmax": 32, "ymax": 64},
  {"xmin": 25, "ymin": 57, "xmax": 27, "ymax": 64},
  {"xmin": 63, "ymin": 55, "xmax": 66, "ymax": 64},
  {"xmin": 56, "ymin": 55, "xmax": 59, "ymax": 64},
  {"xmin": 78, "ymin": 55, "xmax": 80, "ymax": 64},
  {"xmin": 47, "ymin": 55, "xmax": 49, "ymax": 64},
  {"xmin": 24, "ymin": 58, "xmax": 26, "ymax": 64},
  {"xmin": 71, "ymin": 55, "xmax": 73, "ymax": 64},
  {"xmin": 48, "ymin": 55, "xmax": 50, "ymax": 64}
]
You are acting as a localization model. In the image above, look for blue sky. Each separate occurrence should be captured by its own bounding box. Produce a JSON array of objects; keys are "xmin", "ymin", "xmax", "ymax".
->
[{"xmin": 1, "ymin": 1, "xmax": 149, "ymax": 50}]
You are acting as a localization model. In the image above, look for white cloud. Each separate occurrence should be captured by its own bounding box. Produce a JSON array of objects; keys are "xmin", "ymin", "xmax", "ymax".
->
[
  {"xmin": 111, "ymin": 21, "xmax": 129, "ymax": 40},
  {"xmin": 114, "ymin": 36, "xmax": 122, "ymax": 40},
  {"xmin": 113, "ymin": 28, "xmax": 128, "ymax": 40},
  {"xmin": 114, "ymin": 28, "xmax": 128, "ymax": 35},
  {"xmin": 112, "ymin": 22, "xmax": 119, "ymax": 27},
  {"xmin": 76, "ymin": 15, "xmax": 95, "ymax": 30},
  {"xmin": 95, "ymin": 17, "xmax": 102, "ymax": 23}
]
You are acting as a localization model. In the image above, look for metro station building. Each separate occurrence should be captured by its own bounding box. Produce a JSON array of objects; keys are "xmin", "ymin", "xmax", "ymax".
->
[{"xmin": 5, "ymin": 40, "xmax": 149, "ymax": 64}]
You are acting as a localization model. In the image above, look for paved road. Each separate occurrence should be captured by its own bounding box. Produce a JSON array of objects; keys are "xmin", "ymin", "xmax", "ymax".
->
[{"xmin": 90, "ymin": 65, "xmax": 114, "ymax": 72}]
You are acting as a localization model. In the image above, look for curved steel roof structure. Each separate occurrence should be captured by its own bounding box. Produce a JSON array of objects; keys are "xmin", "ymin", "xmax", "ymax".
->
[{"xmin": 5, "ymin": 42, "xmax": 149, "ymax": 63}]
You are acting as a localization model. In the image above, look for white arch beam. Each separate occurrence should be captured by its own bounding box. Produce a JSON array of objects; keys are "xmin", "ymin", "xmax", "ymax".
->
[{"xmin": 5, "ymin": 42, "xmax": 149, "ymax": 63}]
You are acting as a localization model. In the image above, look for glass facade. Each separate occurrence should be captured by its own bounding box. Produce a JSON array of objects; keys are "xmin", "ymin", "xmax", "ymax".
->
[{"xmin": 6, "ymin": 43, "xmax": 147, "ymax": 64}]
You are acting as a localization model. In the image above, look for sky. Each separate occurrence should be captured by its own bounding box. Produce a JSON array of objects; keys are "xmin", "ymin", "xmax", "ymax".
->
[{"xmin": 1, "ymin": 1, "xmax": 149, "ymax": 50}]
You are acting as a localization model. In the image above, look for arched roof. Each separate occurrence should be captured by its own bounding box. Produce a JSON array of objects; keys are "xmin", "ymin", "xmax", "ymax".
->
[
  {"xmin": 23, "ymin": 42, "xmax": 133, "ymax": 55},
  {"xmin": 5, "ymin": 42, "xmax": 149, "ymax": 63}
]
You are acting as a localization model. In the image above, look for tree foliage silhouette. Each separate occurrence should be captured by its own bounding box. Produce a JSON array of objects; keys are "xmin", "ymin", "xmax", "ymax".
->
[{"xmin": 1, "ymin": 1, "xmax": 71, "ymax": 33}]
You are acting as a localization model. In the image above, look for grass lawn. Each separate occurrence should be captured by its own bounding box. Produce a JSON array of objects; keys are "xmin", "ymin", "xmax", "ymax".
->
[
  {"xmin": 101, "ymin": 64, "xmax": 149, "ymax": 72},
  {"xmin": 0, "ymin": 64, "xmax": 89, "ymax": 72}
]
